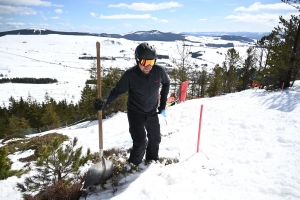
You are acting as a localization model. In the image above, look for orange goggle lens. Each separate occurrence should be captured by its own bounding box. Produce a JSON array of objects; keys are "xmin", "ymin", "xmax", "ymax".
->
[{"xmin": 140, "ymin": 59, "xmax": 155, "ymax": 67}]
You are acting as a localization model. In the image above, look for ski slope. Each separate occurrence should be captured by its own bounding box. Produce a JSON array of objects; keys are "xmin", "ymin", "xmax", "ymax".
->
[{"xmin": 1, "ymin": 81, "xmax": 300, "ymax": 200}]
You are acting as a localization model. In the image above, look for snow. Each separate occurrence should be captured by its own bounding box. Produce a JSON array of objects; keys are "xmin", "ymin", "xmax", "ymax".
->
[
  {"xmin": 0, "ymin": 34, "xmax": 299, "ymax": 199},
  {"xmin": 1, "ymin": 83, "xmax": 300, "ymax": 200}
]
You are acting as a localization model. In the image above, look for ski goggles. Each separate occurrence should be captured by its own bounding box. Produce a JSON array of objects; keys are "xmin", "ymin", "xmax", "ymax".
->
[{"xmin": 139, "ymin": 59, "xmax": 155, "ymax": 67}]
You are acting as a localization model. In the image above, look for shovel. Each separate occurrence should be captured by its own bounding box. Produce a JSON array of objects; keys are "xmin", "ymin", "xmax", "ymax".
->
[{"xmin": 82, "ymin": 42, "xmax": 113, "ymax": 190}]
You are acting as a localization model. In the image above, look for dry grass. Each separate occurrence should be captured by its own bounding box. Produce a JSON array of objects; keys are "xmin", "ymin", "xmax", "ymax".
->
[
  {"xmin": 2, "ymin": 133, "xmax": 68, "ymax": 161},
  {"xmin": 1, "ymin": 134, "xmax": 26, "ymax": 143},
  {"xmin": 23, "ymin": 180, "xmax": 83, "ymax": 200}
]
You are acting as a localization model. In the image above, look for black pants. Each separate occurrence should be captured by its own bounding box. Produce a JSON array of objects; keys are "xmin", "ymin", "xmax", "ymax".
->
[{"xmin": 127, "ymin": 109, "xmax": 161, "ymax": 165}]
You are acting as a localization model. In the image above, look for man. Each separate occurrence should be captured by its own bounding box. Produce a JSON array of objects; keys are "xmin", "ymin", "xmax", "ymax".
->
[{"xmin": 94, "ymin": 42, "xmax": 170, "ymax": 169}]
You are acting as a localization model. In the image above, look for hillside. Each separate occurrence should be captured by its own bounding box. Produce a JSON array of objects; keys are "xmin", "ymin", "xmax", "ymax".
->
[{"xmin": 0, "ymin": 82, "xmax": 299, "ymax": 200}]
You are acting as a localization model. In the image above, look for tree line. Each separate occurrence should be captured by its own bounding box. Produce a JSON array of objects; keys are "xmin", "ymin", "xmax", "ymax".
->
[
  {"xmin": 0, "ymin": 77, "xmax": 58, "ymax": 84},
  {"xmin": 0, "ymin": 67, "xmax": 126, "ymax": 139}
]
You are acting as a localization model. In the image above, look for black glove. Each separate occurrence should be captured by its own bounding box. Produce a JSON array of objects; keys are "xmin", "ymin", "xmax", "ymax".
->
[
  {"xmin": 94, "ymin": 99, "xmax": 108, "ymax": 110},
  {"xmin": 157, "ymin": 100, "xmax": 167, "ymax": 114},
  {"xmin": 157, "ymin": 101, "xmax": 166, "ymax": 114},
  {"xmin": 157, "ymin": 106, "xmax": 163, "ymax": 114}
]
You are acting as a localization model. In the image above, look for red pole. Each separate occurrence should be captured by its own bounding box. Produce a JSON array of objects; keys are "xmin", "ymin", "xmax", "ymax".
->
[
  {"xmin": 196, "ymin": 104, "xmax": 204, "ymax": 153},
  {"xmin": 281, "ymin": 82, "xmax": 284, "ymax": 94}
]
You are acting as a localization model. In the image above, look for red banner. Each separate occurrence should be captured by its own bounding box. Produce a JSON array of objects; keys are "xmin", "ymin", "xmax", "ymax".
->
[{"xmin": 179, "ymin": 81, "xmax": 189, "ymax": 102}]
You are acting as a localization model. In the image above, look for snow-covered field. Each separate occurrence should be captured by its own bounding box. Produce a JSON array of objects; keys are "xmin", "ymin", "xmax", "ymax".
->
[
  {"xmin": 1, "ymin": 81, "xmax": 300, "ymax": 200},
  {"xmin": 0, "ymin": 34, "xmax": 251, "ymax": 105}
]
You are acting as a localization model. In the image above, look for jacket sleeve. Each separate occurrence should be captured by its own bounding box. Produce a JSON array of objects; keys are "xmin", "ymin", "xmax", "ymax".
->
[
  {"xmin": 159, "ymin": 70, "xmax": 170, "ymax": 109},
  {"xmin": 105, "ymin": 71, "xmax": 129, "ymax": 105}
]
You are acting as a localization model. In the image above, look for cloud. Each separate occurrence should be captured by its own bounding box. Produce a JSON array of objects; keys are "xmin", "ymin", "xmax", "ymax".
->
[
  {"xmin": 0, "ymin": 0, "xmax": 50, "ymax": 6},
  {"xmin": 99, "ymin": 13, "xmax": 169, "ymax": 23},
  {"xmin": 108, "ymin": 1, "xmax": 182, "ymax": 11},
  {"xmin": 42, "ymin": 14, "xmax": 47, "ymax": 20},
  {"xmin": 51, "ymin": 16, "xmax": 59, "ymax": 19},
  {"xmin": 234, "ymin": 2, "xmax": 297, "ymax": 12},
  {"xmin": 0, "ymin": 5, "xmax": 36, "ymax": 15},
  {"xmin": 100, "ymin": 14, "xmax": 152, "ymax": 19},
  {"xmin": 0, "ymin": 0, "xmax": 47, "ymax": 6},
  {"xmin": 6, "ymin": 22, "xmax": 25, "ymax": 26},
  {"xmin": 90, "ymin": 12, "xmax": 97, "ymax": 17},
  {"xmin": 225, "ymin": 12, "xmax": 298, "ymax": 27},
  {"xmin": 151, "ymin": 17, "xmax": 169, "ymax": 23},
  {"xmin": 56, "ymin": 23, "xmax": 74, "ymax": 29},
  {"xmin": 198, "ymin": 18, "xmax": 207, "ymax": 21},
  {"xmin": 226, "ymin": 13, "xmax": 276, "ymax": 23},
  {"xmin": 159, "ymin": 19, "xmax": 169, "ymax": 23},
  {"xmin": 54, "ymin": 9, "xmax": 62, "ymax": 14},
  {"xmin": 53, "ymin": 4, "xmax": 64, "ymax": 7},
  {"xmin": 5, "ymin": 21, "xmax": 25, "ymax": 28},
  {"xmin": 123, "ymin": 23, "xmax": 132, "ymax": 27},
  {"xmin": 79, "ymin": 25, "xmax": 117, "ymax": 32}
]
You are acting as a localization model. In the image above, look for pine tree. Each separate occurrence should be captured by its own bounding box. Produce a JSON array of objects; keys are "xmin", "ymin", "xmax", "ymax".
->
[
  {"xmin": 260, "ymin": 13, "xmax": 300, "ymax": 89},
  {"xmin": 189, "ymin": 67, "xmax": 201, "ymax": 97},
  {"xmin": 41, "ymin": 104, "xmax": 60, "ymax": 126},
  {"xmin": 224, "ymin": 48, "xmax": 241, "ymax": 93},
  {"xmin": 239, "ymin": 47, "xmax": 258, "ymax": 90},
  {"xmin": 0, "ymin": 146, "xmax": 26, "ymax": 180},
  {"xmin": 0, "ymin": 106, "xmax": 9, "ymax": 139},
  {"xmin": 281, "ymin": 0, "xmax": 300, "ymax": 10},
  {"xmin": 273, "ymin": 15, "xmax": 300, "ymax": 87},
  {"xmin": 0, "ymin": 146, "xmax": 11, "ymax": 180},
  {"xmin": 101, "ymin": 67, "xmax": 128, "ymax": 117},
  {"xmin": 8, "ymin": 115, "xmax": 31, "ymax": 134},
  {"xmin": 168, "ymin": 66, "xmax": 182, "ymax": 97},
  {"xmin": 199, "ymin": 67, "xmax": 208, "ymax": 97},
  {"xmin": 16, "ymin": 137, "xmax": 91, "ymax": 194},
  {"xmin": 56, "ymin": 99, "xmax": 71, "ymax": 121},
  {"xmin": 78, "ymin": 84, "xmax": 97, "ymax": 118},
  {"xmin": 206, "ymin": 64, "xmax": 225, "ymax": 96}
]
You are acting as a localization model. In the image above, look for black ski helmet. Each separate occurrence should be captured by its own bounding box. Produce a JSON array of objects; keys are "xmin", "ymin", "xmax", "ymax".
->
[{"xmin": 134, "ymin": 42, "xmax": 157, "ymax": 62}]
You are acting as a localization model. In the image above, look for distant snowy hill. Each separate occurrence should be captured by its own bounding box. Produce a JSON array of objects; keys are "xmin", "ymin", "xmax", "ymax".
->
[
  {"xmin": 0, "ymin": 33, "xmax": 256, "ymax": 105},
  {"xmin": 181, "ymin": 31, "xmax": 269, "ymax": 40},
  {"xmin": 0, "ymin": 29, "xmax": 266, "ymax": 42}
]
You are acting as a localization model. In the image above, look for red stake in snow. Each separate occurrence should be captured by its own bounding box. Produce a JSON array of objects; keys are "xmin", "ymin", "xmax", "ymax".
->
[{"xmin": 196, "ymin": 104, "xmax": 204, "ymax": 153}]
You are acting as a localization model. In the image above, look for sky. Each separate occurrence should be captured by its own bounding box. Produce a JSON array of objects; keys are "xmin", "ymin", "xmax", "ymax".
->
[
  {"xmin": 0, "ymin": 0, "xmax": 299, "ymax": 34},
  {"xmin": 0, "ymin": 80, "xmax": 299, "ymax": 199}
]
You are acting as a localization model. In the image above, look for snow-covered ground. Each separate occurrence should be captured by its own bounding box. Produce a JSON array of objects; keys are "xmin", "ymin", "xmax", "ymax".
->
[
  {"xmin": 1, "ymin": 81, "xmax": 300, "ymax": 200},
  {"xmin": 1, "ymin": 34, "xmax": 299, "ymax": 200},
  {"xmin": 0, "ymin": 34, "xmax": 251, "ymax": 105}
]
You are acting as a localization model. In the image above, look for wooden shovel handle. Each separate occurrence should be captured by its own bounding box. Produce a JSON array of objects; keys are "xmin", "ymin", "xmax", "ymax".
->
[{"xmin": 96, "ymin": 42, "xmax": 103, "ymax": 150}]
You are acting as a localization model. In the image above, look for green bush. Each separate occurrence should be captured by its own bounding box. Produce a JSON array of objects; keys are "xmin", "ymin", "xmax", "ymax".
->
[
  {"xmin": 0, "ymin": 146, "xmax": 28, "ymax": 180},
  {"xmin": 16, "ymin": 137, "xmax": 91, "ymax": 195}
]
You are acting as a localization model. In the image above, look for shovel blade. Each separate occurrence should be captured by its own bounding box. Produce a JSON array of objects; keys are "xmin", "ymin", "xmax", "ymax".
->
[{"xmin": 82, "ymin": 158, "xmax": 113, "ymax": 189}]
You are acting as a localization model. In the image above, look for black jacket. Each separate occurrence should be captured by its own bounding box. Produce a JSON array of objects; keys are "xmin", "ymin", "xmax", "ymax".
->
[{"xmin": 105, "ymin": 64, "xmax": 170, "ymax": 114}]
